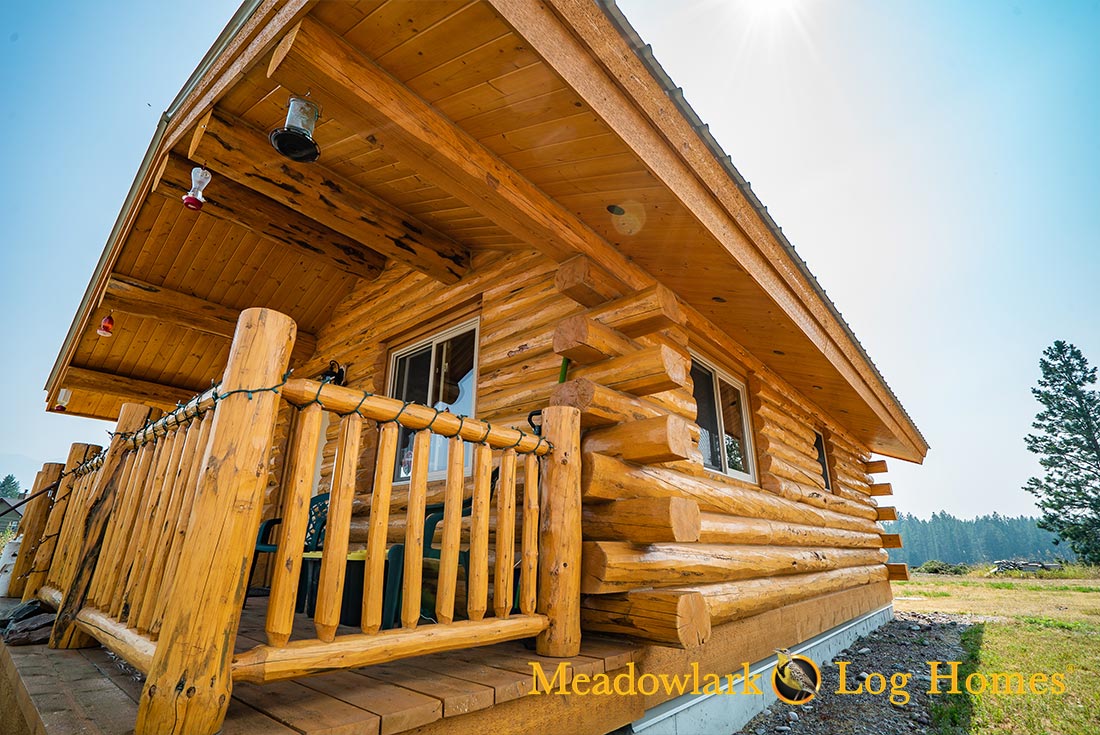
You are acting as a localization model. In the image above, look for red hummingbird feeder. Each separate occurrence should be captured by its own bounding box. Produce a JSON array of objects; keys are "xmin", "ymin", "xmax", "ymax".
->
[{"xmin": 97, "ymin": 314, "xmax": 115, "ymax": 337}]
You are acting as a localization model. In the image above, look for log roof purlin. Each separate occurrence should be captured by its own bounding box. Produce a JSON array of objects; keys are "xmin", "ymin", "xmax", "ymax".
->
[{"xmin": 44, "ymin": 0, "xmax": 927, "ymax": 463}]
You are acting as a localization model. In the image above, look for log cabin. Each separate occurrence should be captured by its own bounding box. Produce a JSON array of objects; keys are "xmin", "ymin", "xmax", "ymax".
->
[{"xmin": 3, "ymin": 2, "xmax": 927, "ymax": 734}]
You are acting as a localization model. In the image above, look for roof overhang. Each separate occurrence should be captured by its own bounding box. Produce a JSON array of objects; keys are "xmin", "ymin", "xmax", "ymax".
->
[{"xmin": 44, "ymin": 0, "xmax": 927, "ymax": 462}]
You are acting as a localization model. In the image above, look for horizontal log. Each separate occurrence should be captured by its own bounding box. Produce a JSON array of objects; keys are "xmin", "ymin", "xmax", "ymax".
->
[
  {"xmin": 583, "ymin": 453, "xmax": 880, "ymax": 533},
  {"xmin": 75, "ymin": 607, "xmax": 156, "ymax": 673},
  {"xmin": 752, "ymin": 402, "xmax": 816, "ymax": 445},
  {"xmin": 280, "ymin": 379, "xmax": 550, "ymax": 455},
  {"xmin": 687, "ymin": 565, "xmax": 890, "ymax": 625},
  {"xmin": 551, "ymin": 379, "xmax": 666, "ymax": 428},
  {"xmin": 880, "ymin": 533, "xmax": 903, "ymax": 549},
  {"xmin": 232, "ymin": 615, "xmax": 548, "ymax": 684},
  {"xmin": 553, "ymin": 314, "xmax": 637, "ymax": 364},
  {"xmin": 587, "ymin": 285, "xmax": 685, "ymax": 337},
  {"xmin": 864, "ymin": 460, "xmax": 889, "ymax": 474},
  {"xmin": 189, "ymin": 109, "xmax": 468, "ymax": 283},
  {"xmin": 583, "ymin": 497, "xmax": 701, "ymax": 543},
  {"xmin": 63, "ymin": 366, "xmax": 197, "ymax": 408},
  {"xmin": 574, "ymin": 345, "xmax": 689, "ymax": 397},
  {"xmin": 102, "ymin": 274, "xmax": 316, "ymax": 367},
  {"xmin": 756, "ymin": 435, "xmax": 826, "ymax": 478},
  {"xmin": 581, "ymin": 589, "xmax": 710, "ymax": 648},
  {"xmin": 759, "ymin": 453, "xmax": 827, "ymax": 491},
  {"xmin": 582, "ymin": 414, "xmax": 695, "ymax": 464},
  {"xmin": 886, "ymin": 563, "xmax": 909, "ymax": 581},
  {"xmin": 698, "ymin": 513, "xmax": 882, "ymax": 548},
  {"xmin": 756, "ymin": 422, "xmax": 817, "ymax": 459},
  {"xmin": 875, "ymin": 507, "xmax": 897, "ymax": 522},
  {"xmin": 831, "ymin": 483, "xmax": 878, "ymax": 507},
  {"xmin": 555, "ymin": 254, "xmax": 627, "ymax": 307},
  {"xmin": 153, "ymin": 154, "xmax": 385, "ymax": 281},
  {"xmin": 581, "ymin": 542, "xmax": 888, "ymax": 593},
  {"xmin": 869, "ymin": 483, "xmax": 893, "ymax": 496},
  {"xmin": 760, "ymin": 474, "xmax": 878, "ymax": 522}
]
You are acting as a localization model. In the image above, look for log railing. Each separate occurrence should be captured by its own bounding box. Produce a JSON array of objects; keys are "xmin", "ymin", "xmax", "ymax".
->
[
  {"xmin": 24, "ymin": 308, "xmax": 581, "ymax": 735},
  {"xmin": 233, "ymin": 378, "xmax": 556, "ymax": 683}
]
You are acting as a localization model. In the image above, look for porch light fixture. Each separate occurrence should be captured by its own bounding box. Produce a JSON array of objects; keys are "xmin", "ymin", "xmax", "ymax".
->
[
  {"xmin": 270, "ymin": 95, "xmax": 321, "ymax": 163},
  {"xmin": 55, "ymin": 388, "xmax": 72, "ymax": 412},
  {"xmin": 182, "ymin": 166, "xmax": 212, "ymax": 211},
  {"xmin": 97, "ymin": 313, "xmax": 114, "ymax": 338}
]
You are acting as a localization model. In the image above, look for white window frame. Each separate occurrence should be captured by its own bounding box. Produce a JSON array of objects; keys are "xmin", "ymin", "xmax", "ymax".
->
[
  {"xmin": 386, "ymin": 317, "xmax": 480, "ymax": 482},
  {"xmin": 690, "ymin": 354, "xmax": 756, "ymax": 483}
]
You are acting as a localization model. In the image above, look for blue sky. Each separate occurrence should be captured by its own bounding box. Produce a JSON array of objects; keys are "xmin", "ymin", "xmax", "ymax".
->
[{"xmin": 1, "ymin": 1, "xmax": 1098, "ymax": 519}]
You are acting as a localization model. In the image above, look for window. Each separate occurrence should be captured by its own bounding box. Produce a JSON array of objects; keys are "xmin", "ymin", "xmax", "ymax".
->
[
  {"xmin": 388, "ymin": 319, "xmax": 479, "ymax": 481},
  {"xmin": 690, "ymin": 358, "xmax": 754, "ymax": 481},
  {"xmin": 813, "ymin": 432, "xmax": 832, "ymax": 491}
]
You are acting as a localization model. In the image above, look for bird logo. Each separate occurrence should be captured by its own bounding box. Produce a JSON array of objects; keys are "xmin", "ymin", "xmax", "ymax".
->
[{"xmin": 772, "ymin": 648, "xmax": 821, "ymax": 705}]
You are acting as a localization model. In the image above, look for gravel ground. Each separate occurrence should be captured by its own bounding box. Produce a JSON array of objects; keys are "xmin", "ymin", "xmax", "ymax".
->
[{"xmin": 736, "ymin": 611, "xmax": 990, "ymax": 735}]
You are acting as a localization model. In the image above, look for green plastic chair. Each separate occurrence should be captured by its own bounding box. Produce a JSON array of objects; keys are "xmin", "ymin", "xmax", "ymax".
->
[{"xmin": 246, "ymin": 493, "xmax": 329, "ymax": 600}]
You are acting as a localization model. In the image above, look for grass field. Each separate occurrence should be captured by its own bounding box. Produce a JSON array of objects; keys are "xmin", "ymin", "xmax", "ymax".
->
[{"xmin": 893, "ymin": 572, "xmax": 1100, "ymax": 734}]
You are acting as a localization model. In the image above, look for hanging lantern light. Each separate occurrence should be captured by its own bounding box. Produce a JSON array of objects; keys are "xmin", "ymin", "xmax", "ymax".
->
[
  {"xmin": 270, "ymin": 95, "xmax": 321, "ymax": 163},
  {"xmin": 55, "ymin": 388, "xmax": 72, "ymax": 412},
  {"xmin": 182, "ymin": 166, "xmax": 212, "ymax": 210},
  {"xmin": 97, "ymin": 313, "xmax": 114, "ymax": 338}
]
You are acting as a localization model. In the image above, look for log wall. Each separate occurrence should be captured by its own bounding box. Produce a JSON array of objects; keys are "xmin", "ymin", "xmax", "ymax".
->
[{"xmin": 277, "ymin": 248, "xmax": 898, "ymax": 647}]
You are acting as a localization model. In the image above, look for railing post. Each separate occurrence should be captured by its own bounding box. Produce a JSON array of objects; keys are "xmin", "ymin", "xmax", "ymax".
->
[
  {"xmin": 7, "ymin": 463, "xmax": 63, "ymax": 599},
  {"xmin": 51, "ymin": 404, "xmax": 159, "ymax": 649},
  {"xmin": 536, "ymin": 405, "xmax": 582, "ymax": 657},
  {"xmin": 137, "ymin": 307, "xmax": 295, "ymax": 735},
  {"xmin": 24, "ymin": 443, "xmax": 99, "ymax": 602}
]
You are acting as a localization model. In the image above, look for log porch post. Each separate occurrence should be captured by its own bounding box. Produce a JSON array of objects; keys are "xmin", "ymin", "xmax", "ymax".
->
[
  {"xmin": 536, "ymin": 405, "xmax": 582, "ymax": 657},
  {"xmin": 136, "ymin": 308, "xmax": 295, "ymax": 735}
]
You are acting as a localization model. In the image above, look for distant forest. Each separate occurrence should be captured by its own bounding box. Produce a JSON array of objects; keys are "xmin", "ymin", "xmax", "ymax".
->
[{"xmin": 882, "ymin": 512, "xmax": 1075, "ymax": 566}]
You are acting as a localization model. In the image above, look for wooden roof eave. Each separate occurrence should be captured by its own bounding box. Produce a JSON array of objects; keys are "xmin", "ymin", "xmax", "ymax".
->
[
  {"xmin": 489, "ymin": 0, "xmax": 928, "ymax": 463},
  {"xmin": 43, "ymin": 0, "xmax": 316, "ymax": 409}
]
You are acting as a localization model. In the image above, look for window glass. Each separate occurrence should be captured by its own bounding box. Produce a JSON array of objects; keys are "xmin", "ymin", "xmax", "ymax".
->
[
  {"xmin": 719, "ymin": 381, "xmax": 749, "ymax": 474},
  {"xmin": 690, "ymin": 358, "xmax": 754, "ymax": 480},
  {"xmin": 813, "ymin": 432, "xmax": 832, "ymax": 491},
  {"xmin": 390, "ymin": 323, "xmax": 478, "ymax": 481},
  {"xmin": 691, "ymin": 363, "xmax": 722, "ymax": 471}
]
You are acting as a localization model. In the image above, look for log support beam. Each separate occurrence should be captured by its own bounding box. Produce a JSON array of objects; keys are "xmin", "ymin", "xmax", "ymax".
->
[
  {"xmin": 581, "ymin": 589, "xmax": 710, "ymax": 648},
  {"xmin": 153, "ymin": 154, "xmax": 385, "ymax": 281},
  {"xmin": 189, "ymin": 109, "xmax": 468, "ymax": 283},
  {"xmin": 61, "ymin": 367, "xmax": 201, "ymax": 410},
  {"xmin": 869, "ymin": 483, "xmax": 893, "ymax": 496},
  {"xmin": 101, "ymin": 274, "xmax": 317, "ymax": 366}
]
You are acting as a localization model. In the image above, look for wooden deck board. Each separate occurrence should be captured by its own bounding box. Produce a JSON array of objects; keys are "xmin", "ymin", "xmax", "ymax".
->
[{"xmin": 1, "ymin": 596, "xmax": 637, "ymax": 735}]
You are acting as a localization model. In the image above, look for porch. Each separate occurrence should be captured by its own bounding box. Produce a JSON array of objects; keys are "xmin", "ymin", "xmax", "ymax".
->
[{"xmin": 1, "ymin": 595, "xmax": 640, "ymax": 735}]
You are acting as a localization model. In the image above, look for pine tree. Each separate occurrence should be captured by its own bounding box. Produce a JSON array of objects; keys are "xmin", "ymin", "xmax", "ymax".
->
[
  {"xmin": 0, "ymin": 474, "xmax": 20, "ymax": 500},
  {"xmin": 1024, "ymin": 341, "xmax": 1100, "ymax": 564}
]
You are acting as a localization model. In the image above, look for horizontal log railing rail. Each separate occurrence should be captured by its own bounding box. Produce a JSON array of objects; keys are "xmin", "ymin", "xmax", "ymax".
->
[{"xmin": 22, "ymin": 308, "xmax": 582, "ymax": 735}]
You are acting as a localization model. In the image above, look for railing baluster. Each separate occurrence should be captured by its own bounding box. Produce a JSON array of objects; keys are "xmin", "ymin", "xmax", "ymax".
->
[
  {"xmin": 435, "ymin": 436, "xmax": 465, "ymax": 625},
  {"xmin": 314, "ymin": 412, "xmax": 361, "ymax": 642},
  {"xmin": 466, "ymin": 442, "xmax": 492, "ymax": 621},
  {"xmin": 520, "ymin": 453, "xmax": 540, "ymax": 615},
  {"xmin": 400, "ymin": 429, "xmax": 430, "ymax": 629},
  {"xmin": 136, "ymin": 421, "xmax": 200, "ymax": 633},
  {"xmin": 362, "ymin": 422, "xmax": 398, "ymax": 635},
  {"xmin": 494, "ymin": 449, "xmax": 517, "ymax": 619},
  {"xmin": 130, "ymin": 426, "xmax": 186, "ymax": 631},
  {"xmin": 122, "ymin": 432, "xmax": 175, "ymax": 623},
  {"xmin": 266, "ymin": 403, "xmax": 324, "ymax": 647},
  {"xmin": 87, "ymin": 447, "xmax": 135, "ymax": 607},
  {"xmin": 152, "ymin": 412, "xmax": 213, "ymax": 636},
  {"xmin": 104, "ymin": 441, "xmax": 155, "ymax": 617}
]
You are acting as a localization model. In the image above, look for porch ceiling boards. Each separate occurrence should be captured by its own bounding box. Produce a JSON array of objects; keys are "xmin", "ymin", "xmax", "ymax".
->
[{"xmin": 46, "ymin": 0, "xmax": 925, "ymax": 461}]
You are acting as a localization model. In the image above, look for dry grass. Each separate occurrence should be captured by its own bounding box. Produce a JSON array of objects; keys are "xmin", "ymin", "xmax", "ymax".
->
[{"xmin": 893, "ymin": 571, "xmax": 1100, "ymax": 734}]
